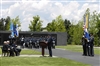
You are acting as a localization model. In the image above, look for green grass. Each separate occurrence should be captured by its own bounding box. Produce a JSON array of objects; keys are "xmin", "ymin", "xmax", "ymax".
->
[
  {"xmin": 0, "ymin": 57, "xmax": 90, "ymax": 66},
  {"xmin": 0, "ymin": 48, "xmax": 41, "ymax": 55},
  {"xmin": 0, "ymin": 47, "xmax": 90, "ymax": 66},
  {"xmin": 56, "ymin": 45, "xmax": 100, "ymax": 55},
  {"xmin": 20, "ymin": 49, "xmax": 41, "ymax": 55}
]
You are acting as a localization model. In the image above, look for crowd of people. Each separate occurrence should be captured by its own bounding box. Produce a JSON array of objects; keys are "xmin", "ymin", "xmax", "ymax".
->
[
  {"xmin": 2, "ymin": 40, "xmax": 21, "ymax": 57},
  {"xmin": 2, "ymin": 32, "xmax": 94, "ymax": 57},
  {"xmin": 20, "ymin": 35, "xmax": 56, "ymax": 49},
  {"xmin": 82, "ymin": 33, "xmax": 94, "ymax": 57},
  {"xmin": 2, "ymin": 34, "xmax": 56, "ymax": 57}
]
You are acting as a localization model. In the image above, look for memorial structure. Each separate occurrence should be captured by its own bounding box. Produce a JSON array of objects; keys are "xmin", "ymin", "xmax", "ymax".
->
[{"xmin": 0, "ymin": 31, "xmax": 67, "ymax": 46}]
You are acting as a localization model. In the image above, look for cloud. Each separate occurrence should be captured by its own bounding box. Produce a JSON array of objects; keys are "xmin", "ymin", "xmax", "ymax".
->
[
  {"xmin": 3, "ymin": 0, "xmax": 21, "ymax": 1},
  {"xmin": 81, "ymin": 2, "xmax": 99, "ymax": 13},
  {"xmin": 85, "ymin": 0, "xmax": 98, "ymax": 2},
  {"xmin": 1, "ymin": 0, "xmax": 99, "ymax": 31}
]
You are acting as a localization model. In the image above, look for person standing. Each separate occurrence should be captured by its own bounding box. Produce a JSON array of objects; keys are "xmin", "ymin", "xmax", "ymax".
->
[
  {"xmin": 86, "ymin": 38, "xmax": 91, "ymax": 56},
  {"xmin": 82, "ymin": 35, "xmax": 86, "ymax": 56},
  {"xmin": 20, "ymin": 36, "xmax": 24, "ymax": 47},
  {"xmin": 47, "ymin": 35, "xmax": 53, "ymax": 57},
  {"xmin": 90, "ymin": 33, "xmax": 94, "ymax": 56},
  {"xmin": 82, "ymin": 35, "xmax": 87, "ymax": 56},
  {"xmin": 84, "ymin": 31, "xmax": 91, "ymax": 56}
]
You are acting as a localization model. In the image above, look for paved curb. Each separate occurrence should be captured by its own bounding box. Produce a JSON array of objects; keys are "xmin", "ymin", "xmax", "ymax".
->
[{"xmin": 0, "ymin": 55, "xmax": 58, "ymax": 58}]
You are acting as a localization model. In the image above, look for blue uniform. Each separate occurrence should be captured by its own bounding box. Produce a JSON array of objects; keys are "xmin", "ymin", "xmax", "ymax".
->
[
  {"xmin": 90, "ymin": 35, "xmax": 94, "ymax": 56},
  {"xmin": 47, "ymin": 36, "xmax": 53, "ymax": 57}
]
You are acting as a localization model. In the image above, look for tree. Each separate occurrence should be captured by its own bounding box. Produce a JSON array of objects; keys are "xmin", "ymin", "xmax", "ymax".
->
[
  {"xmin": 68, "ymin": 21, "xmax": 83, "ymax": 45},
  {"xmin": 12, "ymin": 16, "xmax": 21, "ymax": 26},
  {"xmin": 11, "ymin": 16, "xmax": 21, "ymax": 31},
  {"xmin": 64, "ymin": 19, "xmax": 71, "ymax": 44},
  {"xmin": 0, "ymin": 18, "xmax": 5, "ymax": 30},
  {"xmin": 29, "ymin": 15, "xmax": 43, "ymax": 31},
  {"xmin": 95, "ymin": 13, "xmax": 100, "ymax": 46},
  {"xmin": 46, "ymin": 20, "xmax": 56, "ymax": 32},
  {"xmin": 46, "ymin": 15, "xmax": 66, "ymax": 32},
  {"xmin": 0, "ymin": 16, "xmax": 21, "ymax": 31},
  {"xmin": 5, "ymin": 16, "xmax": 11, "ymax": 30},
  {"xmin": 96, "ymin": 13, "xmax": 100, "ymax": 39},
  {"xmin": 64, "ymin": 19, "xmax": 71, "ymax": 32}
]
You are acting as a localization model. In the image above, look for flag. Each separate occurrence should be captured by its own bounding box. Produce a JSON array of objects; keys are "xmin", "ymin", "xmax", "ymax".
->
[
  {"xmin": 83, "ymin": 14, "xmax": 89, "ymax": 30},
  {"xmin": 10, "ymin": 22, "xmax": 19, "ymax": 37},
  {"xmin": 13, "ymin": 24, "xmax": 16, "ymax": 35},
  {"xmin": 10, "ymin": 22, "xmax": 14, "ymax": 37},
  {"xmin": 13, "ymin": 24, "xmax": 19, "ymax": 37},
  {"xmin": 83, "ymin": 15, "xmax": 86, "ymax": 30},
  {"xmin": 16, "ymin": 24, "xmax": 19, "ymax": 37},
  {"xmin": 84, "ymin": 28, "xmax": 90, "ymax": 42},
  {"xmin": 10, "ymin": 22, "xmax": 13, "ymax": 31},
  {"xmin": 11, "ymin": 31, "xmax": 14, "ymax": 37},
  {"xmin": 83, "ymin": 14, "xmax": 90, "ymax": 42},
  {"xmin": 86, "ymin": 14, "xmax": 89, "ymax": 28}
]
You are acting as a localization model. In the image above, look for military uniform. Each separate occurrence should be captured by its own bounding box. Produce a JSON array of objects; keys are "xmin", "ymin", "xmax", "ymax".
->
[
  {"xmin": 90, "ymin": 34, "xmax": 94, "ymax": 56},
  {"xmin": 82, "ymin": 36, "xmax": 87, "ymax": 56}
]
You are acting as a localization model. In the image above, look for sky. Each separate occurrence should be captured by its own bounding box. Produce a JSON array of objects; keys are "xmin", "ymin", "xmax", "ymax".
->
[{"xmin": 0, "ymin": 0, "xmax": 100, "ymax": 31}]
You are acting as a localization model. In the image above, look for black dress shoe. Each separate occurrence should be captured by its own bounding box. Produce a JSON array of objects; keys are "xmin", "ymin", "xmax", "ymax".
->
[
  {"xmin": 82, "ymin": 54, "xmax": 85, "ymax": 56},
  {"xmin": 82, "ymin": 54, "xmax": 87, "ymax": 56},
  {"xmin": 48, "ymin": 56, "xmax": 52, "ymax": 57},
  {"xmin": 91, "ymin": 55, "xmax": 94, "ymax": 57}
]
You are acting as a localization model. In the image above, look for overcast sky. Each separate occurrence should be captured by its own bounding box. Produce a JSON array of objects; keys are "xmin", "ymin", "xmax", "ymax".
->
[{"xmin": 0, "ymin": 0, "xmax": 100, "ymax": 31}]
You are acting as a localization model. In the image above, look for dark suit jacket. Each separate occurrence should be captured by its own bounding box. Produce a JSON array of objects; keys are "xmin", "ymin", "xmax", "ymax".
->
[
  {"xmin": 2, "ymin": 44, "xmax": 10, "ymax": 51},
  {"xmin": 90, "ymin": 36, "xmax": 94, "ymax": 46},
  {"xmin": 47, "ymin": 37, "xmax": 53, "ymax": 47}
]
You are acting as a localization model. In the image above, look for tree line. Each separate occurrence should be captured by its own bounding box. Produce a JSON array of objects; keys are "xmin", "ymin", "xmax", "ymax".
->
[{"xmin": 0, "ymin": 8, "xmax": 100, "ymax": 46}]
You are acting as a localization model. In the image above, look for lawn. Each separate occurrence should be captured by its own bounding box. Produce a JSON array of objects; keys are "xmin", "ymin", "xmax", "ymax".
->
[
  {"xmin": 56, "ymin": 45, "xmax": 100, "ymax": 55},
  {"xmin": 0, "ymin": 57, "xmax": 90, "ymax": 66},
  {"xmin": 0, "ymin": 48, "xmax": 90, "ymax": 66},
  {"xmin": 0, "ymin": 48, "xmax": 41, "ymax": 55},
  {"xmin": 20, "ymin": 49, "xmax": 41, "ymax": 55}
]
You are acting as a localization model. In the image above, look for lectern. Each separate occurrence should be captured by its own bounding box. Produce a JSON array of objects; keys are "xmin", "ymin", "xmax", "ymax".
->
[{"xmin": 39, "ymin": 41, "xmax": 47, "ymax": 56}]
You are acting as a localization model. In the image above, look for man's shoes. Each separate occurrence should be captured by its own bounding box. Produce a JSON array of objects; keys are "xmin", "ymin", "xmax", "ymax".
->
[
  {"xmin": 90, "ymin": 55, "xmax": 94, "ymax": 57},
  {"xmin": 48, "ymin": 56, "xmax": 52, "ymax": 57},
  {"xmin": 41, "ymin": 55, "xmax": 46, "ymax": 57},
  {"xmin": 82, "ymin": 54, "xmax": 87, "ymax": 56},
  {"xmin": 82, "ymin": 54, "xmax": 85, "ymax": 56}
]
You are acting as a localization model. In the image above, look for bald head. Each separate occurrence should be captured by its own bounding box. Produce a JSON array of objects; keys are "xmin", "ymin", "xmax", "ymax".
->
[
  {"xmin": 4, "ymin": 41, "xmax": 7, "ymax": 44},
  {"xmin": 6, "ymin": 41, "xmax": 10, "ymax": 44}
]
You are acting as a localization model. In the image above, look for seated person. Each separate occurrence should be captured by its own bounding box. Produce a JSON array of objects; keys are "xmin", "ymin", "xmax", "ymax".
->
[
  {"xmin": 11, "ymin": 41, "xmax": 21, "ymax": 56},
  {"xmin": 7, "ymin": 41, "xmax": 15, "ymax": 56},
  {"xmin": 16, "ymin": 45, "xmax": 22, "ymax": 56},
  {"xmin": 2, "ymin": 41, "xmax": 10, "ymax": 56}
]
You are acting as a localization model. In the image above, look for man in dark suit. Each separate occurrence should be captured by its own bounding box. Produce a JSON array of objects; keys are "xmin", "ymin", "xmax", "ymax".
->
[
  {"xmin": 47, "ymin": 35, "xmax": 53, "ymax": 57},
  {"xmin": 2, "ymin": 41, "xmax": 10, "ymax": 56},
  {"xmin": 82, "ymin": 35, "xmax": 85, "ymax": 56},
  {"xmin": 82, "ymin": 35, "xmax": 87, "ymax": 56},
  {"xmin": 8, "ymin": 41, "xmax": 15, "ymax": 56},
  {"xmin": 90, "ymin": 33, "xmax": 94, "ymax": 56}
]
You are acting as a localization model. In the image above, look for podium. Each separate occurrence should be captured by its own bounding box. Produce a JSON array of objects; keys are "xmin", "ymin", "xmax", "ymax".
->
[{"xmin": 39, "ymin": 41, "xmax": 47, "ymax": 56}]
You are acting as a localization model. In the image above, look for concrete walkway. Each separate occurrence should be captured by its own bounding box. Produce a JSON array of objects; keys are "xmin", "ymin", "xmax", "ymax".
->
[
  {"xmin": 33, "ymin": 48, "xmax": 100, "ymax": 66},
  {"xmin": 0, "ymin": 55, "xmax": 57, "ymax": 57}
]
